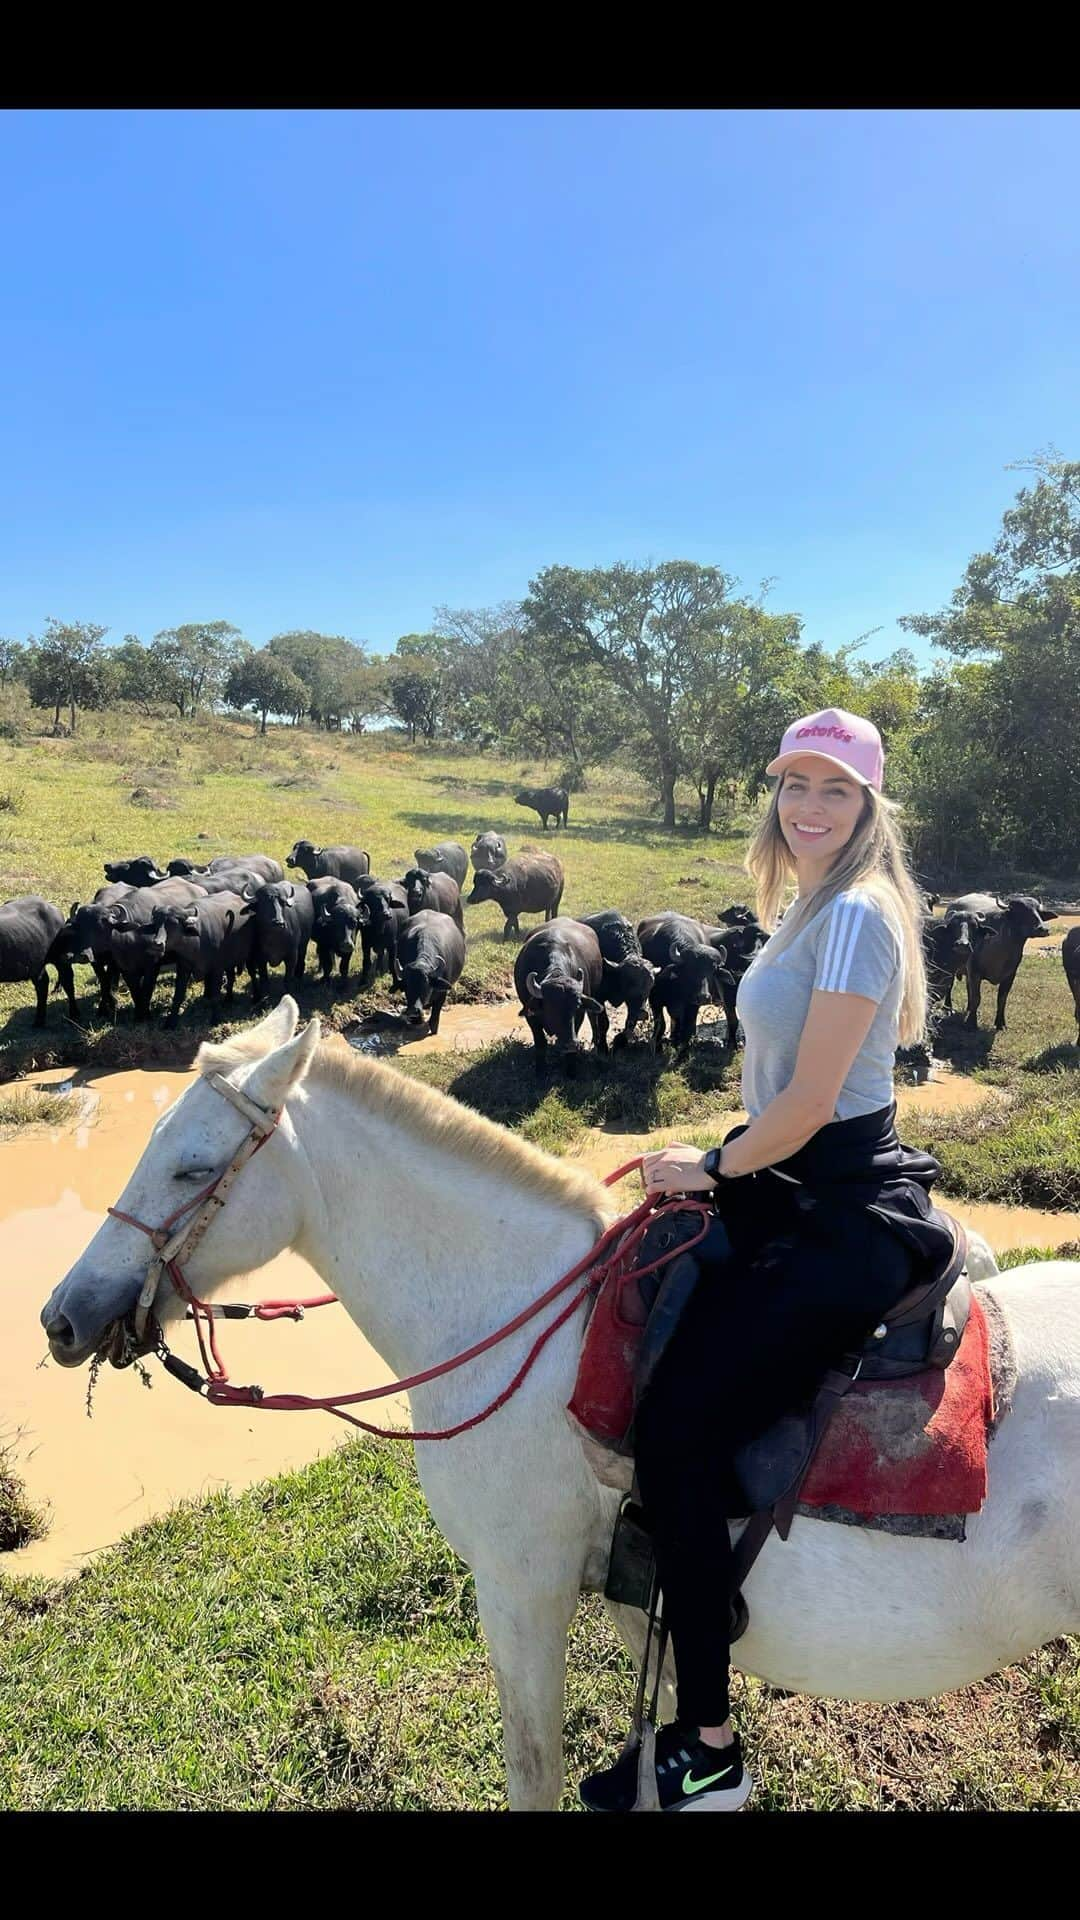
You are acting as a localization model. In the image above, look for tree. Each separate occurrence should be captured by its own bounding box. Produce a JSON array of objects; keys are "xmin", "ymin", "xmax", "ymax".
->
[
  {"xmin": 266, "ymin": 631, "xmax": 374, "ymax": 729},
  {"xmin": 150, "ymin": 621, "xmax": 246, "ymax": 718},
  {"xmin": 25, "ymin": 618, "xmax": 109, "ymax": 732},
  {"xmin": 225, "ymin": 651, "xmax": 311, "ymax": 734},
  {"xmin": 0, "ymin": 638, "xmax": 27, "ymax": 692},
  {"xmin": 108, "ymin": 636, "xmax": 162, "ymax": 715},
  {"xmin": 901, "ymin": 450, "xmax": 1080, "ymax": 875},
  {"xmin": 675, "ymin": 603, "xmax": 806, "ymax": 831},
  {"xmin": 523, "ymin": 562, "xmax": 739, "ymax": 827}
]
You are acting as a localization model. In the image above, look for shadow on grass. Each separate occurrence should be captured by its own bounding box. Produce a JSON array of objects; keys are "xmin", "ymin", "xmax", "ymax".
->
[
  {"xmin": 1023, "ymin": 1042, "xmax": 1080, "ymax": 1075},
  {"xmin": 401, "ymin": 1031, "xmax": 742, "ymax": 1140},
  {"xmin": 927, "ymin": 1016, "xmax": 998, "ymax": 1071}
]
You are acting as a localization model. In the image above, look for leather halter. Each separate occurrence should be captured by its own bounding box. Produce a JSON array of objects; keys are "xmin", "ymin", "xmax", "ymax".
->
[{"xmin": 108, "ymin": 1072, "xmax": 280, "ymax": 1350}]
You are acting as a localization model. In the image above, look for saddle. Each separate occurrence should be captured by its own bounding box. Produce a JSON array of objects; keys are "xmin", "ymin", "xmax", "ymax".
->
[{"xmin": 584, "ymin": 1202, "xmax": 972, "ymax": 1628}]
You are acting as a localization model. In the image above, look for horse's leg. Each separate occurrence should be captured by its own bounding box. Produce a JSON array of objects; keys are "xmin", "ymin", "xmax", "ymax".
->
[{"xmin": 473, "ymin": 1573, "xmax": 579, "ymax": 1812}]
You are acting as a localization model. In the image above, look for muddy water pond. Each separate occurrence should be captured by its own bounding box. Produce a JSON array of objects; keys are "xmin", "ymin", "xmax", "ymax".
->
[
  {"xmin": 0, "ymin": 1063, "xmax": 404, "ymax": 1578},
  {"xmin": 0, "ymin": 1015, "xmax": 1072, "ymax": 1579}
]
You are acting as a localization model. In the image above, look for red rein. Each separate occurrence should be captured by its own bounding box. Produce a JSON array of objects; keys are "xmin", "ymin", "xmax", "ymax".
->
[{"xmin": 126, "ymin": 1156, "xmax": 715, "ymax": 1444}]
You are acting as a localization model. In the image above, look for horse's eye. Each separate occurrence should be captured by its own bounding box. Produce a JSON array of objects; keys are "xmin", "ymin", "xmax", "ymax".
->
[{"xmin": 174, "ymin": 1166, "xmax": 215, "ymax": 1183}]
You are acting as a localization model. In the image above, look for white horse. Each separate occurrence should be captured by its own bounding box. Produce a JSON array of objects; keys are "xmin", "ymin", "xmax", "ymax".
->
[{"xmin": 41, "ymin": 999, "xmax": 1080, "ymax": 1811}]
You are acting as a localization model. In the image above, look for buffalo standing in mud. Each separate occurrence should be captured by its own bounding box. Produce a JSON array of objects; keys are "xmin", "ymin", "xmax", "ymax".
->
[
  {"xmin": 923, "ymin": 914, "xmax": 976, "ymax": 1015},
  {"xmin": 513, "ymin": 918, "xmax": 608, "ymax": 1073},
  {"xmin": 357, "ymin": 878, "xmax": 410, "ymax": 982},
  {"xmin": 0, "ymin": 896, "xmax": 79, "ymax": 1028},
  {"xmin": 248, "ymin": 882, "xmax": 315, "ymax": 1002},
  {"xmin": 467, "ymin": 854, "xmax": 565, "ymax": 941},
  {"xmin": 308, "ymin": 878, "xmax": 365, "ymax": 982},
  {"xmin": 638, "ymin": 913, "xmax": 734, "ymax": 1056},
  {"xmin": 286, "ymin": 842, "xmax": 371, "ymax": 887},
  {"xmin": 69, "ymin": 879, "xmax": 211, "ymax": 1021},
  {"xmin": 403, "ymin": 866, "xmax": 465, "ymax": 932},
  {"xmin": 413, "ymin": 842, "xmax": 469, "ymax": 888},
  {"xmin": 515, "ymin": 787, "xmax": 568, "ymax": 831},
  {"xmin": 398, "ymin": 910, "xmax": 467, "ymax": 1033},
  {"xmin": 470, "ymin": 832, "xmax": 507, "ymax": 874},
  {"xmin": 575, "ymin": 910, "xmax": 655, "ymax": 1048},
  {"xmin": 149, "ymin": 892, "xmax": 255, "ymax": 1027}
]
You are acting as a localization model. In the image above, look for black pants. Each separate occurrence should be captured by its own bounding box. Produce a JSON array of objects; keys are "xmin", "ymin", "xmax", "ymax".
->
[{"xmin": 633, "ymin": 1154, "xmax": 917, "ymax": 1729}]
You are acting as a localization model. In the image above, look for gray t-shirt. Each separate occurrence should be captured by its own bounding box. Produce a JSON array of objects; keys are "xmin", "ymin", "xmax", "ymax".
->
[{"xmin": 737, "ymin": 887, "xmax": 903, "ymax": 1121}]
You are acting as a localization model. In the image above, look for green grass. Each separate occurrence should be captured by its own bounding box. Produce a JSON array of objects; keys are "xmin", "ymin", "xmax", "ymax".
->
[
  {"xmin": 0, "ymin": 1439, "xmax": 47, "ymax": 1554},
  {"xmin": 1, "ymin": 1441, "xmax": 1076, "ymax": 1811}
]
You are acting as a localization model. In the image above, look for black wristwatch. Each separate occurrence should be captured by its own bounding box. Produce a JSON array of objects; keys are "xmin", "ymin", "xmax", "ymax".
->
[{"xmin": 702, "ymin": 1145, "xmax": 726, "ymax": 1183}]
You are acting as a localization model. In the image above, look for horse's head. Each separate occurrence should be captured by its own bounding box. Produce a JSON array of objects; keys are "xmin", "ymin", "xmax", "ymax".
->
[{"xmin": 40, "ymin": 998, "xmax": 320, "ymax": 1370}]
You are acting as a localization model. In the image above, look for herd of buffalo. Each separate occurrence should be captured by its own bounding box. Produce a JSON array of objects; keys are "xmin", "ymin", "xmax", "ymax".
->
[{"xmin": 2, "ymin": 827, "xmax": 1078, "ymax": 1070}]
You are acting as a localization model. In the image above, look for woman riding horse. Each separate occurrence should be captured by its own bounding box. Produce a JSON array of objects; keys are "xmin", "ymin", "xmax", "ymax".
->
[{"xmin": 581, "ymin": 707, "xmax": 950, "ymax": 1814}]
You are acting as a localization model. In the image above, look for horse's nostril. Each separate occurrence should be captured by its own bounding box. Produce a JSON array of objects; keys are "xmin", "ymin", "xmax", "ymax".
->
[{"xmin": 44, "ymin": 1314, "xmax": 76, "ymax": 1347}]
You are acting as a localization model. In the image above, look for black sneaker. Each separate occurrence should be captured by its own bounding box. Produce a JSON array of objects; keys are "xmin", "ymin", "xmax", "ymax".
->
[{"xmin": 580, "ymin": 1723, "xmax": 753, "ymax": 1813}]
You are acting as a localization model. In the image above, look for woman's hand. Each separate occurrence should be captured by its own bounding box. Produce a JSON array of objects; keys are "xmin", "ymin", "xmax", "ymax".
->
[{"xmin": 641, "ymin": 1145, "xmax": 715, "ymax": 1196}]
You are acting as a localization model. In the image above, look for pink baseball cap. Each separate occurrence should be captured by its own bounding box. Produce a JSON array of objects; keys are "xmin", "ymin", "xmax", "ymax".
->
[{"xmin": 766, "ymin": 707, "xmax": 884, "ymax": 791}]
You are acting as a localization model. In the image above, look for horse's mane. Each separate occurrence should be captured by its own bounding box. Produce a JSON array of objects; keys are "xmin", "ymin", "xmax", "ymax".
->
[{"xmin": 197, "ymin": 1027, "xmax": 614, "ymax": 1230}]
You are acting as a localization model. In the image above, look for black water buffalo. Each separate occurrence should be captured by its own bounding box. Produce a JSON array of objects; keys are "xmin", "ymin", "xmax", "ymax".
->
[
  {"xmin": 403, "ymin": 866, "xmax": 464, "ymax": 932},
  {"xmin": 513, "ymin": 918, "xmax": 608, "ymax": 1072},
  {"xmin": 169, "ymin": 854, "xmax": 284, "ymax": 884},
  {"xmin": 515, "ymin": 786, "xmax": 568, "ymax": 831},
  {"xmin": 248, "ymin": 881, "xmax": 314, "ymax": 1001},
  {"xmin": 576, "ymin": 911, "xmax": 655, "ymax": 1047},
  {"xmin": 0, "ymin": 896, "xmax": 78, "ymax": 1028},
  {"xmin": 307, "ymin": 878, "xmax": 365, "ymax": 981},
  {"xmin": 467, "ymin": 853, "xmax": 565, "ymax": 941},
  {"xmin": 149, "ymin": 892, "xmax": 255, "ymax": 1027},
  {"xmin": 637, "ymin": 913, "xmax": 714, "ymax": 967},
  {"xmin": 84, "ymin": 879, "xmax": 212, "ymax": 1020},
  {"xmin": 357, "ymin": 879, "xmax": 410, "ymax": 982},
  {"xmin": 413, "ymin": 842, "xmax": 469, "ymax": 887},
  {"xmin": 286, "ymin": 841, "xmax": 371, "ymax": 886},
  {"xmin": 398, "ymin": 910, "xmax": 467, "ymax": 1033},
  {"xmin": 638, "ymin": 914, "xmax": 733, "ymax": 1054},
  {"xmin": 470, "ymin": 832, "xmax": 507, "ymax": 874},
  {"xmin": 103, "ymin": 856, "xmax": 168, "ymax": 887},
  {"xmin": 945, "ymin": 894, "xmax": 1050, "ymax": 1030},
  {"xmin": 923, "ymin": 914, "xmax": 976, "ymax": 1013},
  {"xmin": 1064, "ymin": 927, "xmax": 1080, "ymax": 1046},
  {"xmin": 717, "ymin": 902, "xmax": 758, "ymax": 928},
  {"xmin": 705, "ymin": 917, "xmax": 768, "ymax": 1045}
]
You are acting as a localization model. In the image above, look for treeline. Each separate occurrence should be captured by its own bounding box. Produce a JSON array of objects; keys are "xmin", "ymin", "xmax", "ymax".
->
[{"xmin": 1, "ymin": 453, "xmax": 1077, "ymax": 878}]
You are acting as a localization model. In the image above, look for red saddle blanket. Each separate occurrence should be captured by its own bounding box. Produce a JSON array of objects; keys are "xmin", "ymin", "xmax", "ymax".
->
[
  {"xmin": 799, "ymin": 1293, "xmax": 993, "ymax": 1519},
  {"xmin": 568, "ymin": 1282, "xmax": 995, "ymax": 1523}
]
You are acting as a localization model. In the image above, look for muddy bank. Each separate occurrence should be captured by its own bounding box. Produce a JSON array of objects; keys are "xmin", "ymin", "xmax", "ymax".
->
[{"xmin": 0, "ymin": 1063, "xmax": 404, "ymax": 1579}]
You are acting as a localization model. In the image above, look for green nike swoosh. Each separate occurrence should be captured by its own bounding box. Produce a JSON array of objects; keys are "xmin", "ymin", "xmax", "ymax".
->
[{"xmin": 682, "ymin": 1761, "xmax": 735, "ymax": 1795}]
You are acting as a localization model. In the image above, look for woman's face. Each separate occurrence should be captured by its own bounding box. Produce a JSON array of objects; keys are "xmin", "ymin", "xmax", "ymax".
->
[{"xmin": 778, "ymin": 756, "xmax": 866, "ymax": 869}]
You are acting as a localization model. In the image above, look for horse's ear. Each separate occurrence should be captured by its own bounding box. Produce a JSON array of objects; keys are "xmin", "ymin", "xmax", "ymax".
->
[{"xmin": 243, "ymin": 1003, "xmax": 321, "ymax": 1112}]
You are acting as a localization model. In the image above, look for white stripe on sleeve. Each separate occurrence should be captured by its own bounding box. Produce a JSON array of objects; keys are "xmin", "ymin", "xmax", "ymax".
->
[{"xmin": 818, "ymin": 896, "xmax": 867, "ymax": 992}]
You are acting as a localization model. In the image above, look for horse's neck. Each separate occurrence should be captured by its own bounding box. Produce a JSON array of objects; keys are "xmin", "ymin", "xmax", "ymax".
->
[{"xmin": 288, "ymin": 1080, "xmax": 602, "ymax": 1384}]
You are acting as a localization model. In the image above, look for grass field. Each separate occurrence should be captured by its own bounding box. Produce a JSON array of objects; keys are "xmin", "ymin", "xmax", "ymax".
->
[
  {"xmin": 1, "ymin": 1441, "xmax": 1076, "ymax": 1811},
  {"xmin": 2, "ymin": 705, "xmax": 1079, "ymax": 1810}
]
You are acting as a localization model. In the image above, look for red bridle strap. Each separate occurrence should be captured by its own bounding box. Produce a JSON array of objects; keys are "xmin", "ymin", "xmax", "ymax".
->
[{"xmin": 105, "ymin": 1058, "xmax": 716, "ymax": 1446}]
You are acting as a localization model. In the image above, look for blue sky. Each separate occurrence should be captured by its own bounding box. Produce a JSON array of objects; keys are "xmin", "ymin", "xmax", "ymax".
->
[{"xmin": 1, "ymin": 108, "xmax": 1077, "ymax": 665}]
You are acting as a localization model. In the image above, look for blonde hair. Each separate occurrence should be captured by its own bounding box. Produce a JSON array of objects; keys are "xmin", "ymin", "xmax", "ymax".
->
[{"xmin": 744, "ymin": 776, "xmax": 928, "ymax": 1047}]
